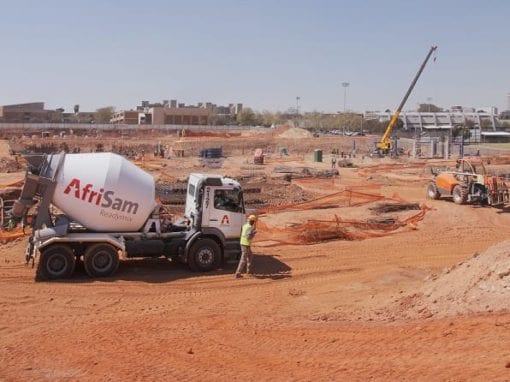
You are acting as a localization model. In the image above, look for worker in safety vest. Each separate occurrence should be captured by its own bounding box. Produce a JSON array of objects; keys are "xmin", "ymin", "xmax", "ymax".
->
[{"xmin": 235, "ymin": 215, "xmax": 257, "ymax": 278}]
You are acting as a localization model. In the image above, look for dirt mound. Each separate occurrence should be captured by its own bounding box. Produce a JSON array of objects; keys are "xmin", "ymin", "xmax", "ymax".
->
[
  {"xmin": 395, "ymin": 240, "xmax": 510, "ymax": 319},
  {"xmin": 277, "ymin": 127, "xmax": 312, "ymax": 138}
]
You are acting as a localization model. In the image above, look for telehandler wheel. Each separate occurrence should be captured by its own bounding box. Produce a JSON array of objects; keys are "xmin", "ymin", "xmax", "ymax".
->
[
  {"xmin": 452, "ymin": 184, "xmax": 468, "ymax": 205},
  {"xmin": 83, "ymin": 243, "xmax": 120, "ymax": 278},
  {"xmin": 427, "ymin": 182, "xmax": 440, "ymax": 200},
  {"xmin": 188, "ymin": 238, "xmax": 221, "ymax": 272},
  {"xmin": 37, "ymin": 245, "xmax": 76, "ymax": 280}
]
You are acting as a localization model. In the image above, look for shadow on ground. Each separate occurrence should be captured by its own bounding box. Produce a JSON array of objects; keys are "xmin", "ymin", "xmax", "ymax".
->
[
  {"xmin": 250, "ymin": 254, "xmax": 292, "ymax": 280},
  {"xmin": 44, "ymin": 253, "xmax": 292, "ymax": 284},
  {"xmin": 495, "ymin": 205, "xmax": 510, "ymax": 214}
]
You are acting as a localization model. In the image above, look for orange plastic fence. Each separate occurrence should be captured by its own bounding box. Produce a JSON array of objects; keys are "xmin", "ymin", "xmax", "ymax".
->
[
  {"xmin": 255, "ymin": 184, "xmax": 430, "ymax": 246},
  {"xmin": 0, "ymin": 179, "xmax": 24, "ymax": 188},
  {"xmin": 0, "ymin": 227, "xmax": 26, "ymax": 243}
]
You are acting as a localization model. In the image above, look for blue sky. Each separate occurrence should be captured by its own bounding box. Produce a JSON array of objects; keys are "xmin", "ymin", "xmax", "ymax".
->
[{"xmin": 1, "ymin": 0, "xmax": 508, "ymax": 113}]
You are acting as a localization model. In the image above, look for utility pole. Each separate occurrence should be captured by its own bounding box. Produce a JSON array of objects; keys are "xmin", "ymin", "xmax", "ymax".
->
[
  {"xmin": 296, "ymin": 96, "xmax": 300, "ymax": 115},
  {"xmin": 341, "ymin": 82, "xmax": 350, "ymax": 113}
]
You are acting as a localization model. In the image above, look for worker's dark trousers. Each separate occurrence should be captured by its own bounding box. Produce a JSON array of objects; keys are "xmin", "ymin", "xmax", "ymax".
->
[{"xmin": 236, "ymin": 245, "xmax": 253, "ymax": 275}]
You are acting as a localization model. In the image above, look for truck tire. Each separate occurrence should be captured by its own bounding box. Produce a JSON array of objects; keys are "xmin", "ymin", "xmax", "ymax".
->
[
  {"xmin": 188, "ymin": 238, "xmax": 221, "ymax": 272},
  {"xmin": 452, "ymin": 184, "xmax": 468, "ymax": 205},
  {"xmin": 427, "ymin": 182, "xmax": 440, "ymax": 200},
  {"xmin": 83, "ymin": 244, "xmax": 119, "ymax": 278},
  {"xmin": 37, "ymin": 244, "xmax": 76, "ymax": 280}
]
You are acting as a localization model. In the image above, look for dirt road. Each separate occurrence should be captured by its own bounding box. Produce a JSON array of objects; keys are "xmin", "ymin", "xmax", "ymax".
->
[{"xmin": 1, "ymin": 157, "xmax": 510, "ymax": 381}]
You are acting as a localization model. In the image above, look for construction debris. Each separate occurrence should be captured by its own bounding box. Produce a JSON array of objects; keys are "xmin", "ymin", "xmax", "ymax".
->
[
  {"xmin": 0, "ymin": 157, "xmax": 22, "ymax": 173},
  {"xmin": 337, "ymin": 159, "xmax": 356, "ymax": 168},
  {"xmin": 272, "ymin": 166, "xmax": 338, "ymax": 179},
  {"xmin": 367, "ymin": 217, "xmax": 397, "ymax": 225},
  {"xmin": 254, "ymin": 148, "xmax": 264, "ymax": 165},
  {"xmin": 256, "ymin": 190, "xmax": 428, "ymax": 246},
  {"xmin": 369, "ymin": 202, "xmax": 421, "ymax": 214}
]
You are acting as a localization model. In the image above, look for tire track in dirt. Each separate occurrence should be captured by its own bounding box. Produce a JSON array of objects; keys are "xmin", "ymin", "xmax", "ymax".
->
[{"xmin": 0, "ymin": 264, "xmax": 368, "ymax": 328}]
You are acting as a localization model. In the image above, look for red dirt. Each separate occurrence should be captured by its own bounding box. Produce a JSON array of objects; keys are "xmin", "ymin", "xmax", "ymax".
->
[{"xmin": 1, "ymin": 140, "xmax": 510, "ymax": 381}]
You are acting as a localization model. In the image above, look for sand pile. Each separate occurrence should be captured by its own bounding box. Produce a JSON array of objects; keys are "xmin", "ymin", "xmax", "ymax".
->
[
  {"xmin": 277, "ymin": 127, "xmax": 313, "ymax": 138},
  {"xmin": 397, "ymin": 240, "xmax": 510, "ymax": 319}
]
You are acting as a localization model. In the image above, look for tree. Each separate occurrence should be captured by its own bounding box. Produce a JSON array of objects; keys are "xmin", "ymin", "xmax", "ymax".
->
[
  {"xmin": 208, "ymin": 112, "xmax": 219, "ymax": 126},
  {"xmin": 255, "ymin": 110, "xmax": 286, "ymax": 127},
  {"xmin": 452, "ymin": 125, "xmax": 471, "ymax": 140},
  {"xmin": 236, "ymin": 107, "xmax": 258, "ymax": 126},
  {"xmin": 464, "ymin": 119, "xmax": 475, "ymax": 130},
  {"xmin": 354, "ymin": 119, "xmax": 386, "ymax": 134},
  {"xmin": 417, "ymin": 103, "xmax": 443, "ymax": 113},
  {"xmin": 95, "ymin": 106, "xmax": 115, "ymax": 124}
]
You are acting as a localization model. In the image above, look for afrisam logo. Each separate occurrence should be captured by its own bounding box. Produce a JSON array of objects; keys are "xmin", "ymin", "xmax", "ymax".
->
[
  {"xmin": 221, "ymin": 214, "xmax": 230, "ymax": 225},
  {"xmin": 63, "ymin": 178, "xmax": 139, "ymax": 215}
]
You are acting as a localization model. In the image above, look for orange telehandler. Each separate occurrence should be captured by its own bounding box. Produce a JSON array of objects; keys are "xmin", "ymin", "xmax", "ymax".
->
[{"xmin": 427, "ymin": 159, "xmax": 509, "ymax": 206}]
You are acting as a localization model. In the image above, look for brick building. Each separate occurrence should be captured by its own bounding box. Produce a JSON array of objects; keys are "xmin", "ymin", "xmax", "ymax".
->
[
  {"xmin": 0, "ymin": 102, "xmax": 54, "ymax": 122},
  {"xmin": 131, "ymin": 99, "xmax": 243, "ymax": 125},
  {"xmin": 0, "ymin": 102, "xmax": 95, "ymax": 123},
  {"xmin": 150, "ymin": 105, "xmax": 210, "ymax": 125},
  {"xmin": 110, "ymin": 110, "xmax": 141, "ymax": 125}
]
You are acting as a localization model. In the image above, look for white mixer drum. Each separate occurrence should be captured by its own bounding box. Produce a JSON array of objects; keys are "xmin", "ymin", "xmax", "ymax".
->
[{"xmin": 52, "ymin": 153, "xmax": 156, "ymax": 232}]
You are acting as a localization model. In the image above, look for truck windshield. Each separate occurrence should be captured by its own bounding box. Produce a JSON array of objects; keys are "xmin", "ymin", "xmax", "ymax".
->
[
  {"xmin": 188, "ymin": 183, "xmax": 196, "ymax": 197},
  {"xmin": 214, "ymin": 189, "xmax": 242, "ymax": 213}
]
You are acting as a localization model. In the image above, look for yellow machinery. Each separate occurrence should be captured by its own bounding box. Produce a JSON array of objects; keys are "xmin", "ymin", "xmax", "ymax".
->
[{"xmin": 376, "ymin": 45, "xmax": 437, "ymax": 154}]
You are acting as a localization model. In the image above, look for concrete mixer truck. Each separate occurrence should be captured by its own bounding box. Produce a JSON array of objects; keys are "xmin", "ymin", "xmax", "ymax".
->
[{"xmin": 11, "ymin": 152, "xmax": 247, "ymax": 280}]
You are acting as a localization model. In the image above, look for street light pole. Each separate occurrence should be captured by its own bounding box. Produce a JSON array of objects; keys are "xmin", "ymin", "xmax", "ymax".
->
[{"xmin": 341, "ymin": 82, "xmax": 350, "ymax": 113}]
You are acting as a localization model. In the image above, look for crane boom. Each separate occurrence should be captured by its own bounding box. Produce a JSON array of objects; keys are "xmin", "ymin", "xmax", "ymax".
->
[{"xmin": 376, "ymin": 45, "xmax": 438, "ymax": 153}]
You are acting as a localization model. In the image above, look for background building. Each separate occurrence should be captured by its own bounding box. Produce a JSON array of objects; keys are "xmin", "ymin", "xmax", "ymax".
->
[
  {"xmin": 0, "ymin": 102, "xmax": 54, "ymax": 123},
  {"xmin": 110, "ymin": 110, "xmax": 141, "ymax": 125},
  {"xmin": 128, "ymin": 99, "xmax": 243, "ymax": 125},
  {"xmin": 365, "ymin": 106, "xmax": 501, "ymax": 131},
  {"xmin": 0, "ymin": 102, "xmax": 95, "ymax": 123},
  {"xmin": 0, "ymin": 100, "xmax": 245, "ymax": 126}
]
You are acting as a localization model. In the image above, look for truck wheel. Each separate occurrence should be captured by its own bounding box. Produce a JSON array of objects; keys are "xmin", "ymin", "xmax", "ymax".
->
[
  {"xmin": 452, "ymin": 185, "xmax": 468, "ymax": 205},
  {"xmin": 427, "ymin": 182, "xmax": 440, "ymax": 199},
  {"xmin": 83, "ymin": 244, "xmax": 119, "ymax": 278},
  {"xmin": 37, "ymin": 245, "xmax": 76, "ymax": 280},
  {"xmin": 188, "ymin": 238, "xmax": 221, "ymax": 272}
]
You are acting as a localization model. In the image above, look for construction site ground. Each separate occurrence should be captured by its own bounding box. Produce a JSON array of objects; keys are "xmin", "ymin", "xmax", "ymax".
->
[{"xmin": 1, "ymin": 130, "xmax": 510, "ymax": 381}]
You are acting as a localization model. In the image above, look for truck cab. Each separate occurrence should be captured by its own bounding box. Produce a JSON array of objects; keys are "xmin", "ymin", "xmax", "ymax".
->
[{"xmin": 185, "ymin": 173, "xmax": 245, "ymax": 238}]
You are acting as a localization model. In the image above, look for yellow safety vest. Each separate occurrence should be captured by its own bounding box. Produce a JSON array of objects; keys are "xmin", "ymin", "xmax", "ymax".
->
[{"xmin": 240, "ymin": 222, "xmax": 252, "ymax": 246}]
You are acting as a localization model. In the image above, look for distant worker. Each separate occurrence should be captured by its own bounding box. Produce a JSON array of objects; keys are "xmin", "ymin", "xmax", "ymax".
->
[
  {"xmin": 235, "ymin": 215, "xmax": 257, "ymax": 278},
  {"xmin": 331, "ymin": 154, "xmax": 337, "ymax": 169}
]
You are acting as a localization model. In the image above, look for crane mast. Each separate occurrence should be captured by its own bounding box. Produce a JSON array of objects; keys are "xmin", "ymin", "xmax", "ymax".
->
[{"xmin": 376, "ymin": 45, "xmax": 438, "ymax": 154}]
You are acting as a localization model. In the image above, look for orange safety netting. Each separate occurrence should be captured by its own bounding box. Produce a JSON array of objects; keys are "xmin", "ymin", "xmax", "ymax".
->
[
  {"xmin": 0, "ymin": 227, "xmax": 27, "ymax": 243},
  {"xmin": 255, "ymin": 186, "xmax": 430, "ymax": 246},
  {"xmin": 0, "ymin": 179, "xmax": 24, "ymax": 188},
  {"xmin": 259, "ymin": 188, "xmax": 387, "ymax": 214},
  {"xmin": 290, "ymin": 177, "xmax": 383, "ymax": 192},
  {"xmin": 357, "ymin": 162, "xmax": 429, "ymax": 175}
]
